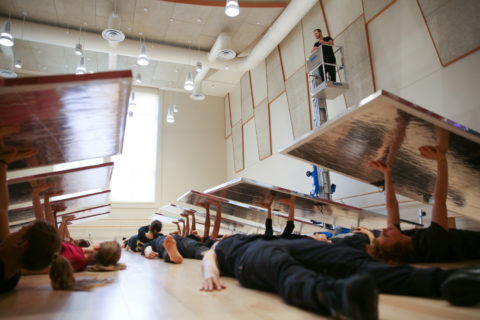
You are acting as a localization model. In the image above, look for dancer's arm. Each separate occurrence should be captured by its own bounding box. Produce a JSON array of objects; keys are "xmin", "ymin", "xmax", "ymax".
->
[
  {"xmin": 369, "ymin": 161, "xmax": 400, "ymax": 226},
  {"xmin": 200, "ymin": 249, "xmax": 225, "ymax": 292},
  {"xmin": 419, "ymin": 145, "xmax": 449, "ymax": 231},
  {"xmin": 44, "ymin": 190, "xmax": 63, "ymax": 227}
]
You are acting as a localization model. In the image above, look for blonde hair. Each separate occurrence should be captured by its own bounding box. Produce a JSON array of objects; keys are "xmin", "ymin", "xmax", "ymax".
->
[
  {"xmin": 49, "ymin": 254, "xmax": 75, "ymax": 290},
  {"xmin": 88, "ymin": 241, "xmax": 126, "ymax": 272}
]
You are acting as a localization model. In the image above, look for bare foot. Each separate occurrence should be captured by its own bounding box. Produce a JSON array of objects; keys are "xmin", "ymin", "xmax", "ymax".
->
[{"xmin": 163, "ymin": 235, "xmax": 183, "ymax": 264}]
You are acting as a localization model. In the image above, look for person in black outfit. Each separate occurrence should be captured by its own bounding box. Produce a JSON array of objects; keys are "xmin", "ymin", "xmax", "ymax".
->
[
  {"xmin": 122, "ymin": 220, "xmax": 163, "ymax": 252},
  {"xmin": 142, "ymin": 234, "xmax": 210, "ymax": 264},
  {"xmin": 311, "ymin": 28, "xmax": 337, "ymax": 82},
  {"xmin": 201, "ymin": 234, "xmax": 480, "ymax": 319},
  {"xmin": 261, "ymin": 196, "xmax": 296, "ymax": 240},
  {"xmin": 332, "ymin": 129, "xmax": 480, "ymax": 264}
]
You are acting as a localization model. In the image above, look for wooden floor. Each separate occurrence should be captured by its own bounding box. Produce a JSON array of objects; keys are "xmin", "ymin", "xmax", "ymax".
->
[{"xmin": 0, "ymin": 250, "xmax": 479, "ymax": 320}]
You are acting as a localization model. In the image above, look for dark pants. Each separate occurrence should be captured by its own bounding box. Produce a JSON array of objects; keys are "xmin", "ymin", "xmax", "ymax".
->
[
  {"xmin": 448, "ymin": 229, "xmax": 480, "ymax": 260},
  {"xmin": 318, "ymin": 64, "xmax": 336, "ymax": 82},
  {"xmin": 264, "ymin": 219, "xmax": 295, "ymax": 240},
  {"xmin": 127, "ymin": 235, "xmax": 139, "ymax": 251},
  {"xmin": 232, "ymin": 238, "xmax": 448, "ymax": 314},
  {"xmin": 148, "ymin": 235, "xmax": 209, "ymax": 262}
]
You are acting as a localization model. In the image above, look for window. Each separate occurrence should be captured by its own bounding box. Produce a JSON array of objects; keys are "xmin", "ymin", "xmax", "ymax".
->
[{"xmin": 110, "ymin": 87, "xmax": 159, "ymax": 203}]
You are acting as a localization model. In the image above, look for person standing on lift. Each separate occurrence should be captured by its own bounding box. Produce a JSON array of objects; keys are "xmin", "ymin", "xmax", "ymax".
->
[{"xmin": 311, "ymin": 28, "xmax": 337, "ymax": 82}]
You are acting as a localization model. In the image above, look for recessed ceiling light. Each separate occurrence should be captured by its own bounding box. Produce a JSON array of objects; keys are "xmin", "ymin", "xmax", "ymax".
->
[
  {"xmin": 225, "ymin": 65, "xmax": 229, "ymax": 70},
  {"xmin": 144, "ymin": 7, "xmax": 148, "ymax": 12},
  {"xmin": 174, "ymin": 69, "xmax": 178, "ymax": 73},
  {"xmin": 169, "ymin": 18, "xmax": 174, "ymax": 23},
  {"xmin": 196, "ymin": 18, "xmax": 202, "ymax": 23},
  {"xmin": 42, "ymin": 66, "xmax": 47, "ymax": 70},
  {"xmin": 128, "ymin": 27, "xmax": 132, "ymax": 31},
  {"xmin": 37, "ymin": 50, "xmax": 42, "ymax": 54}
]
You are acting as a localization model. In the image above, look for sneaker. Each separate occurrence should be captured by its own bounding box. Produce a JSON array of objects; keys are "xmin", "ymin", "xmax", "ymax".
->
[
  {"xmin": 441, "ymin": 268, "xmax": 480, "ymax": 306},
  {"xmin": 322, "ymin": 274, "xmax": 379, "ymax": 320}
]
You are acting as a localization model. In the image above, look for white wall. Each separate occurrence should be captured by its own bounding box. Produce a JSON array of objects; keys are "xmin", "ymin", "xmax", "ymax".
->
[{"xmin": 69, "ymin": 90, "xmax": 227, "ymax": 240}]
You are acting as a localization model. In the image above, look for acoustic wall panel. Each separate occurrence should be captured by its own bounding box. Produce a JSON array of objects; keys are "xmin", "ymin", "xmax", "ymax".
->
[
  {"xmin": 301, "ymin": 2, "xmax": 329, "ymax": 60},
  {"xmin": 285, "ymin": 67, "xmax": 311, "ymax": 140},
  {"xmin": 254, "ymin": 99, "xmax": 272, "ymax": 160},
  {"xmin": 266, "ymin": 48, "xmax": 285, "ymax": 102},
  {"xmin": 250, "ymin": 60, "xmax": 268, "ymax": 106},
  {"xmin": 280, "ymin": 23, "xmax": 306, "ymax": 80},
  {"xmin": 232, "ymin": 123, "xmax": 244, "ymax": 172},
  {"xmin": 225, "ymin": 95, "xmax": 232, "ymax": 137},
  {"xmin": 334, "ymin": 16, "xmax": 374, "ymax": 106},
  {"xmin": 418, "ymin": 0, "xmax": 480, "ymax": 65},
  {"xmin": 229, "ymin": 82, "xmax": 242, "ymax": 125},
  {"xmin": 240, "ymin": 72, "xmax": 254, "ymax": 123},
  {"xmin": 322, "ymin": 0, "xmax": 364, "ymax": 38},
  {"xmin": 363, "ymin": 0, "xmax": 395, "ymax": 22}
]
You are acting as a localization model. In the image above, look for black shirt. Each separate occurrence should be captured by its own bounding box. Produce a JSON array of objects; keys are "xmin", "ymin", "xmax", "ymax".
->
[
  {"xmin": 214, "ymin": 234, "xmax": 263, "ymax": 277},
  {"xmin": 402, "ymin": 222, "xmax": 454, "ymax": 262},
  {"xmin": 0, "ymin": 259, "xmax": 21, "ymax": 293},
  {"xmin": 136, "ymin": 226, "xmax": 163, "ymax": 251},
  {"xmin": 331, "ymin": 230, "xmax": 381, "ymax": 251},
  {"xmin": 314, "ymin": 36, "xmax": 336, "ymax": 63}
]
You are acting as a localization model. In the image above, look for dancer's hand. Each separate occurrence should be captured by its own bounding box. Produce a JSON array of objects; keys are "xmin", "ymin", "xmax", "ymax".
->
[
  {"xmin": 201, "ymin": 250, "xmax": 226, "ymax": 292},
  {"xmin": 369, "ymin": 160, "xmax": 391, "ymax": 174},
  {"xmin": 419, "ymin": 145, "xmax": 446, "ymax": 161},
  {"xmin": 353, "ymin": 226, "xmax": 375, "ymax": 243},
  {"xmin": 0, "ymin": 147, "xmax": 38, "ymax": 164},
  {"xmin": 144, "ymin": 246, "xmax": 158, "ymax": 259}
]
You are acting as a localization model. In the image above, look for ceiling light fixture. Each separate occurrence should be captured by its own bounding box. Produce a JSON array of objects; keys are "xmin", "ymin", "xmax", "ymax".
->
[
  {"xmin": 135, "ymin": 73, "xmax": 142, "ymax": 83},
  {"xmin": 14, "ymin": 57, "xmax": 22, "ymax": 69},
  {"xmin": 225, "ymin": 0, "xmax": 240, "ymax": 17},
  {"xmin": 75, "ymin": 55, "xmax": 86, "ymax": 74},
  {"xmin": 184, "ymin": 71, "xmax": 194, "ymax": 91},
  {"xmin": 75, "ymin": 25, "xmax": 83, "ymax": 55},
  {"xmin": 137, "ymin": 43, "xmax": 149, "ymax": 66},
  {"xmin": 129, "ymin": 91, "xmax": 136, "ymax": 106},
  {"xmin": 166, "ymin": 106, "xmax": 175, "ymax": 123},
  {"xmin": 0, "ymin": 20, "xmax": 14, "ymax": 47},
  {"xmin": 195, "ymin": 61, "xmax": 202, "ymax": 73}
]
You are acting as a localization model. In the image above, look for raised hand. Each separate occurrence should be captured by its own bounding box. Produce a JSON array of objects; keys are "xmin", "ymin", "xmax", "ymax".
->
[
  {"xmin": 419, "ymin": 145, "xmax": 445, "ymax": 161},
  {"xmin": 0, "ymin": 124, "xmax": 19, "ymax": 138},
  {"xmin": 0, "ymin": 148, "xmax": 38, "ymax": 164},
  {"xmin": 369, "ymin": 160, "xmax": 391, "ymax": 174}
]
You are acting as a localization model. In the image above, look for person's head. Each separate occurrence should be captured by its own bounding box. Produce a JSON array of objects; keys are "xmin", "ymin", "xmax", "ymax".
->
[
  {"xmin": 93, "ymin": 241, "xmax": 121, "ymax": 266},
  {"xmin": 366, "ymin": 225, "xmax": 414, "ymax": 264},
  {"xmin": 49, "ymin": 254, "xmax": 75, "ymax": 290},
  {"xmin": 314, "ymin": 28, "xmax": 322, "ymax": 40},
  {"xmin": 150, "ymin": 220, "xmax": 163, "ymax": 236},
  {"xmin": 8, "ymin": 220, "xmax": 61, "ymax": 270}
]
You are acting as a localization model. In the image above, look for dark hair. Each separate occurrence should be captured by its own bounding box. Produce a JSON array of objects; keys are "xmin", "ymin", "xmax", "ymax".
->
[
  {"xmin": 314, "ymin": 28, "xmax": 322, "ymax": 33},
  {"xmin": 150, "ymin": 220, "xmax": 162, "ymax": 234},
  {"xmin": 76, "ymin": 239, "xmax": 91, "ymax": 248},
  {"xmin": 366, "ymin": 239, "xmax": 414, "ymax": 264},
  {"xmin": 22, "ymin": 220, "xmax": 62, "ymax": 270}
]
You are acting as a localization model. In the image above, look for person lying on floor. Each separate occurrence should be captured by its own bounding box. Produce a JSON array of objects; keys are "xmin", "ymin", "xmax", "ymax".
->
[
  {"xmin": 0, "ymin": 144, "xmax": 62, "ymax": 293},
  {"xmin": 141, "ymin": 234, "xmax": 210, "ymax": 264},
  {"xmin": 122, "ymin": 220, "xmax": 163, "ymax": 252},
  {"xmin": 200, "ymin": 233, "xmax": 480, "ymax": 320},
  {"xmin": 330, "ymin": 129, "xmax": 480, "ymax": 264}
]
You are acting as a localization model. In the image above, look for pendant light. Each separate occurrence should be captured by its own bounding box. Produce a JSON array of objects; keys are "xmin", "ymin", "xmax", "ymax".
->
[
  {"xmin": 137, "ymin": 40, "xmax": 149, "ymax": 66},
  {"xmin": 75, "ymin": 26, "xmax": 83, "ymax": 55},
  {"xmin": 75, "ymin": 55, "xmax": 86, "ymax": 74},
  {"xmin": 225, "ymin": 0, "xmax": 240, "ymax": 17},
  {"xmin": 129, "ymin": 91, "xmax": 136, "ymax": 106},
  {"xmin": 14, "ymin": 57, "xmax": 22, "ymax": 69},
  {"xmin": 184, "ymin": 71, "xmax": 194, "ymax": 91},
  {"xmin": 0, "ymin": 20, "xmax": 14, "ymax": 47},
  {"xmin": 135, "ymin": 73, "xmax": 142, "ymax": 83},
  {"xmin": 166, "ymin": 106, "xmax": 175, "ymax": 123}
]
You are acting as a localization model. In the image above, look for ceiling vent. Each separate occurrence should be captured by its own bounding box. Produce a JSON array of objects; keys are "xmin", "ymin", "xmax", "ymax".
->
[
  {"xmin": 210, "ymin": 32, "xmax": 236, "ymax": 61},
  {"xmin": 102, "ymin": 12, "xmax": 125, "ymax": 46}
]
